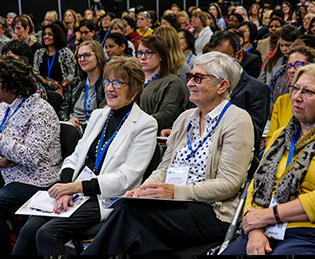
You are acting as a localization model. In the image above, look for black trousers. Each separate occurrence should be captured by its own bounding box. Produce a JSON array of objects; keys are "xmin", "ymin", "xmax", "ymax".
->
[
  {"xmin": 12, "ymin": 196, "xmax": 100, "ymax": 255},
  {"xmin": 82, "ymin": 198, "xmax": 229, "ymax": 255},
  {"xmin": 0, "ymin": 182, "xmax": 42, "ymax": 255}
]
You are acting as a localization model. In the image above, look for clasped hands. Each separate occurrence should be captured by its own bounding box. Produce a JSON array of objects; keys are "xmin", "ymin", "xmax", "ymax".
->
[
  {"xmin": 242, "ymin": 207, "xmax": 274, "ymax": 255},
  {"xmin": 124, "ymin": 182, "xmax": 174, "ymax": 199}
]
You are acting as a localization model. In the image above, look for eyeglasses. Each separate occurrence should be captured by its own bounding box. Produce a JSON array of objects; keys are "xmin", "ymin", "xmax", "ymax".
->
[
  {"xmin": 186, "ymin": 72, "xmax": 218, "ymax": 84},
  {"xmin": 286, "ymin": 61, "xmax": 310, "ymax": 70},
  {"xmin": 291, "ymin": 85, "xmax": 315, "ymax": 98},
  {"xmin": 80, "ymin": 30, "xmax": 91, "ymax": 35},
  {"xmin": 103, "ymin": 79, "xmax": 128, "ymax": 89},
  {"xmin": 76, "ymin": 52, "xmax": 95, "ymax": 61},
  {"xmin": 135, "ymin": 50, "xmax": 155, "ymax": 59}
]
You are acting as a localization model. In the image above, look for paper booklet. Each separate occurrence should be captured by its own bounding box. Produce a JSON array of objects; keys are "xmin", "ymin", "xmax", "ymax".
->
[{"xmin": 16, "ymin": 190, "xmax": 89, "ymax": 218}]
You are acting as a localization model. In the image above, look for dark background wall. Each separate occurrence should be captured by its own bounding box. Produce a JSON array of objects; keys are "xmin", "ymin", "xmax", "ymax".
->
[{"xmin": 0, "ymin": 0, "xmax": 231, "ymax": 24}]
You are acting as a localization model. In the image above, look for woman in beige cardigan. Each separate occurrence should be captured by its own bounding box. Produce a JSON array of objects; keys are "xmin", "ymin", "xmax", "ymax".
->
[{"xmin": 82, "ymin": 51, "xmax": 255, "ymax": 255}]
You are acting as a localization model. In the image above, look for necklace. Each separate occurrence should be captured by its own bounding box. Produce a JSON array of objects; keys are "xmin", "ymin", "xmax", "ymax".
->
[{"xmin": 95, "ymin": 110, "xmax": 113, "ymax": 156}]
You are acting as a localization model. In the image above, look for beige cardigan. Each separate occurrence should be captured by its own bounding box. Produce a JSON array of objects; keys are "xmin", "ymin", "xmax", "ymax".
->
[{"xmin": 144, "ymin": 103, "xmax": 254, "ymax": 223}]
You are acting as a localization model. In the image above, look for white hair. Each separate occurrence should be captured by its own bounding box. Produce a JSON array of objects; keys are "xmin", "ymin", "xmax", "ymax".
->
[{"xmin": 194, "ymin": 51, "xmax": 241, "ymax": 97}]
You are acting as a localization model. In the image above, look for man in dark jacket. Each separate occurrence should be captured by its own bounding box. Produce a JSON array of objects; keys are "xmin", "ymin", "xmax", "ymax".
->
[{"xmin": 208, "ymin": 30, "xmax": 270, "ymax": 156}]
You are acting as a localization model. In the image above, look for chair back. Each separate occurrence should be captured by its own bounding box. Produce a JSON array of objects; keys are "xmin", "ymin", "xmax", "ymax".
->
[
  {"xmin": 47, "ymin": 90, "xmax": 63, "ymax": 113},
  {"xmin": 60, "ymin": 122, "xmax": 82, "ymax": 160},
  {"xmin": 141, "ymin": 143, "xmax": 163, "ymax": 183}
]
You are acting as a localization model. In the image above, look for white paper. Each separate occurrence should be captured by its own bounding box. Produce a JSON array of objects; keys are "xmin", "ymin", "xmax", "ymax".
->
[
  {"xmin": 16, "ymin": 191, "xmax": 90, "ymax": 218},
  {"xmin": 75, "ymin": 166, "xmax": 97, "ymax": 182}
]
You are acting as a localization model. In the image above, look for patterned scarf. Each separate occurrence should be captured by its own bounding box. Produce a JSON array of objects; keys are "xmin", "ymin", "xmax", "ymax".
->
[{"xmin": 252, "ymin": 116, "xmax": 315, "ymax": 207}]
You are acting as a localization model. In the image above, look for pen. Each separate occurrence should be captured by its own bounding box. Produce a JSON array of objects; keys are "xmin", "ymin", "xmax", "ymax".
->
[{"xmin": 54, "ymin": 194, "xmax": 80, "ymax": 213}]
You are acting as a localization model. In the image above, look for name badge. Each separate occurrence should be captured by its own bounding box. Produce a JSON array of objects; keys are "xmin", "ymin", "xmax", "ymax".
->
[
  {"xmin": 164, "ymin": 165, "xmax": 189, "ymax": 186},
  {"xmin": 264, "ymin": 196, "xmax": 288, "ymax": 240},
  {"xmin": 75, "ymin": 166, "xmax": 97, "ymax": 182}
]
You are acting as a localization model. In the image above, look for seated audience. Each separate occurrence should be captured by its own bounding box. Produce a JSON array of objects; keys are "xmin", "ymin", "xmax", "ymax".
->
[
  {"xmin": 223, "ymin": 63, "xmax": 315, "ymax": 255},
  {"xmin": 122, "ymin": 15, "xmax": 142, "ymax": 50},
  {"xmin": 228, "ymin": 28, "xmax": 262, "ymax": 78},
  {"xmin": 153, "ymin": 26, "xmax": 191, "ymax": 107},
  {"xmin": 0, "ymin": 17, "xmax": 10, "ymax": 53},
  {"xmin": 239, "ymin": 21, "xmax": 261, "ymax": 59},
  {"xmin": 105, "ymin": 33, "xmax": 133, "ymax": 59},
  {"xmin": 258, "ymin": 25, "xmax": 300, "ymax": 88},
  {"xmin": 0, "ymin": 57, "xmax": 61, "ymax": 254},
  {"xmin": 160, "ymin": 14, "xmax": 179, "ymax": 30},
  {"xmin": 58, "ymin": 40, "xmax": 106, "ymax": 132},
  {"xmin": 209, "ymin": 3, "xmax": 226, "ymax": 29},
  {"xmin": 136, "ymin": 11, "xmax": 153, "ymax": 37},
  {"xmin": 257, "ymin": 17, "xmax": 284, "ymax": 62},
  {"xmin": 62, "ymin": 9, "xmax": 80, "ymax": 52},
  {"xmin": 82, "ymin": 51, "xmax": 254, "ymax": 255},
  {"xmin": 33, "ymin": 23, "xmax": 75, "ymax": 96},
  {"xmin": 96, "ymin": 12, "xmax": 116, "ymax": 47},
  {"xmin": 265, "ymin": 45, "xmax": 315, "ymax": 145},
  {"xmin": 136, "ymin": 35, "xmax": 185, "ymax": 133},
  {"xmin": 79, "ymin": 19, "xmax": 96, "ymax": 42},
  {"xmin": 178, "ymin": 29, "xmax": 197, "ymax": 69},
  {"xmin": 226, "ymin": 12, "xmax": 244, "ymax": 29},
  {"xmin": 208, "ymin": 30, "xmax": 270, "ymax": 156},
  {"xmin": 12, "ymin": 56, "xmax": 158, "ymax": 255},
  {"xmin": 176, "ymin": 10, "xmax": 194, "ymax": 32},
  {"xmin": 109, "ymin": 18, "xmax": 135, "ymax": 56},
  {"xmin": 12, "ymin": 14, "xmax": 42, "ymax": 57},
  {"xmin": 2, "ymin": 40, "xmax": 47, "ymax": 99},
  {"xmin": 191, "ymin": 10, "xmax": 213, "ymax": 56}
]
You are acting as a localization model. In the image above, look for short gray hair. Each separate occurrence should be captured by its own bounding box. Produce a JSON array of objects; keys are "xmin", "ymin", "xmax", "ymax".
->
[{"xmin": 194, "ymin": 51, "xmax": 241, "ymax": 98}]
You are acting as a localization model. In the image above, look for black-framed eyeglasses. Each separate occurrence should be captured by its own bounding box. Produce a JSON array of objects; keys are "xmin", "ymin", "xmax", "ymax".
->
[
  {"xmin": 286, "ymin": 61, "xmax": 310, "ymax": 70},
  {"xmin": 103, "ymin": 79, "xmax": 128, "ymax": 89},
  {"xmin": 291, "ymin": 85, "xmax": 315, "ymax": 98},
  {"xmin": 135, "ymin": 50, "xmax": 155, "ymax": 59},
  {"xmin": 186, "ymin": 72, "xmax": 218, "ymax": 84},
  {"xmin": 76, "ymin": 52, "xmax": 95, "ymax": 61}
]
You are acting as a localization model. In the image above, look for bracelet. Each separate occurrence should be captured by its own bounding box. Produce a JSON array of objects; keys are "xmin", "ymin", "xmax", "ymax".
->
[{"xmin": 273, "ymin": 205, "xmax": 282, "ymax": 223}]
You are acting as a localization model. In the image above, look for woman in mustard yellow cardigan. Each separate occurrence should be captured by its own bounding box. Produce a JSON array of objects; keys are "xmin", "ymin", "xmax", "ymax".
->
[{"xmin": 223, "ymin": 64, "xmax": 315, "ymax": 255}]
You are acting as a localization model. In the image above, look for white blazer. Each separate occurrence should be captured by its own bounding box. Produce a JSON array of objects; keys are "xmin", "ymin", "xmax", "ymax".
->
[{"xmin": 61, "ymin": 103, "xmax": 158, "ymax": 221}]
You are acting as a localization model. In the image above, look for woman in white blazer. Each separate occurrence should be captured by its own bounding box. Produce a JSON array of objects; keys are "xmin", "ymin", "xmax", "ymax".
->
[{"xmin": 13, "ymin": 56, "xmax": 158, "ymax": 255}]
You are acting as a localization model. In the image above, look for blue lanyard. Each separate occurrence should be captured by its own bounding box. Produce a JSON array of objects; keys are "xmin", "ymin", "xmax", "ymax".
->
[
  {"xmin": 286, "ymin": 126, "xmax": 300, "ymax": 169},
  {"xmin": 140, "ymin": 27, "xmax": 149, "ymax": 36},
  {"xmin": 28, "ymin": 36, "xmax": 31, "ymax": 45},
  {"xmin": 186, "ymin": 101, "xmax": 231, "ymax": 159},
  {"xmin": 187, "ymin": 53, "xmax": 193, "ymax": 65},
  {"xmin": 100, "ymin": 29, "xmax": 110, "ymax": 46},
  {"xmin": 84, "ymin": 76, "xmax": 100, "ymax": 120},
  {"xmin": 94, "ymin": 109, "xmax": 131, "ymax": 172},
  {"xmin": 0, "ymin": 98, "xmax": 27, "ymax": 133},
  {"xmin": 245, "ymin": 45, "xmax": 253, "ymax": 53},
  {"xmin": 144, "ymin": 71, "xmax": 160, "ymax": 87},
  {"xmin": 47, "ymin": 50, "xmax": 57, "ymax": 78}
]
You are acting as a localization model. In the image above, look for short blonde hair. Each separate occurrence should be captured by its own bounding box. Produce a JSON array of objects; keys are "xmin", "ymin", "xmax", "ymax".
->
[
  {"xmin": 45, "ymin": 10, "xmax": 58, "ymax": 21},
  {"xmin": 177, "ymin": 10, "xmax": 190, "ymax": 26},
  {"xmin": 110, "ymin": 18, "xmax": 127, "ymax": 33}
]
